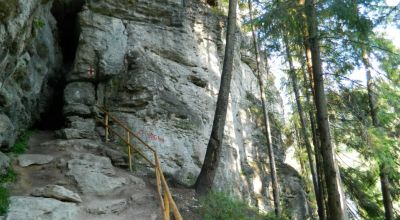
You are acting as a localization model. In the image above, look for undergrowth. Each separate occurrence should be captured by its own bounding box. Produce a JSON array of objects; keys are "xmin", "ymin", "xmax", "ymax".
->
[
  {"xmin": 2, "ymin": 129, "xmax": 28, "ymax": 214},
  {"xmin": 199, "ymin": 191, "xmax": 277, "ymax": 220},
  {"xmin": 0, "ymin": 168, "xmax": 17, "ymax": 215},
  {"xmin": 11, "ymin": 130, "xmax": 32, "ymax": 154}
]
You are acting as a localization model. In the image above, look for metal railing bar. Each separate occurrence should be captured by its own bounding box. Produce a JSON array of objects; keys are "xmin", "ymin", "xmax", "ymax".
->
[
  {"xmin": 95, "ymin": 106, "xmax": 183, "ymax": 220},
  {"xmin": 104, "ymin": 122, "xmax": 156, "ymax": 167},
  {"xmin": 96, "ymin": 106, "xmax": 157, "ymax": 153},
  {"xmin": 155, "ymin": 155, "xmax": 182, "ymax": 220},
  {"xmin": 155, "ymin": 167, "xmax": 165, "ymax": 212}
]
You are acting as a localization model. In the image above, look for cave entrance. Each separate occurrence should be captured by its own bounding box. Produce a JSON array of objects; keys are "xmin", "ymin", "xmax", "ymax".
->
[
  {"xmin": 51, "ymin": 0, "xmax": 85, "ymax": 66},
  {"xmin": 34, "ymin": 75, "xmax": 66, "ymax": 130},
  {"xmin": 34, "ymin": 0, "xmax": 84, "ymax": 130}
]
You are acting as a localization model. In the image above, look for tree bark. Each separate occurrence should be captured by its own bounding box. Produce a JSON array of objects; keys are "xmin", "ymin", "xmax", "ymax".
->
[
  {"xmin": 298, "ymin": 1, "xmax": 327, "ymax": 217},
  {"xmin": 195, "ymin": 0, "xmax": 237, "ymax": 195},
  {"xmin": 362, "ymin": 49, "xmax": 394, "ymax": 220},
  {"xmin": 283, "ymin": 33, "xmax": 322, "ymax": 220},
  {"xmin": 247, "ymin": 0, "xmax": 281, "ymax": 216},
  {"xmin": 302, "ymin": 64, "xmax": 327, "ymax": 220},
  {"xmin": 304, "ymin": 0, "xmax": 346, "ymax": 218}
]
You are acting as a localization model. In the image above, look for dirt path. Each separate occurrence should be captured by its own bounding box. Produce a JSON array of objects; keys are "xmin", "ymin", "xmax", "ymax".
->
[{"xmin": 7, "ymin": 130, "xmax": 201, "ymax": 220}]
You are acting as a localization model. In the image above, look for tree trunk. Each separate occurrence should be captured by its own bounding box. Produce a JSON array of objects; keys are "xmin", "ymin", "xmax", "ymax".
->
[
  {"xmin": 362, "ymin": 49, "xmax": 394, "ymax": 220},
  {"xmin": 283, "ymin": 33, "xmax": 322, "ymax": 220},
  {"xmin": 195, "ymin": 0, "xmax": 237, "ymax": 195},
  {"xmin": 304, "ymin": 0, "xmax": 346, "ymax": 218},
  {"xmin": 247, "ymin": 0, "xmax": 281, "ymax": 216},
  {"xmin": 302, "ymin": 64, "xmax": 327, "ymax": 220},
  {"xmin": 299, "ymin": 1, "xmax": 327, "ymax": 217},
  {"xmin": 300, "ymin": 0, "xmax": 328, "ymax": 214}
]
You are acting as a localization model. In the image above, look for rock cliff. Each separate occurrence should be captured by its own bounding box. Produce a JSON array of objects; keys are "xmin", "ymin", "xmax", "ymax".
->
[
  {"xmin": 0, "ymin": 0, "xmax": 62, "ymax": 149},
  {"xmin": 0, "ymin": 0, "xmax": 310, "ymax": 218}
]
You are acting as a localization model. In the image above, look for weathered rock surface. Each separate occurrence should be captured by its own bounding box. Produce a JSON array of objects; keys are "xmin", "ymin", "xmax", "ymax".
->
[
  {"xmin": 85, "ymin": 198, "xmax": 128, "ymax": 215},
  {"xmin": 31, "ymin": 184, "xmax": 82, "ymax": 203},
  {"xmin": 67, "ymin": 153, "xmax": 127, "ymax": 195},
  {"xmin": 6, "ymin": 196, "xmax": 79, "ymax": 220},
  {"xmin": 58, "ymin": 0, "xmax": 309, "ymax": 215},
  {"xmin": 0, "ymin": 151, "xmax": 10, "ymax": 175},
  {"xmin": 18, "ymin": 154, "xmax": 54, "ymax": 167},
  {"xmin": 7, "ymin": 135, "xmax": 166, "ymax": 220},
  {"xmin": 0, "ymin": 114, "xmax": 15, "ymax": 151},
  {"xmin": 0, "ymin": 0, "xmax": 62, "ymax": 143},
  {"xmin": 40, "ymin": 138, "xmax": 129, "ymax": 167},
  {"xmin": 0, "ymin": 0, "xmax": 310, "ymax": 216}
]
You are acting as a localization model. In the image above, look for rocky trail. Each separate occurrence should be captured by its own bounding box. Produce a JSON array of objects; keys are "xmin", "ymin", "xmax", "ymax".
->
[{"xmin": 5, "ymin": 130, "xmax": 200, "ymax": 220}]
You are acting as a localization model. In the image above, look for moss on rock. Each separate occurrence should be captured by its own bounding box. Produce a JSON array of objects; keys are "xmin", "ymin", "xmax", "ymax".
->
[{"xmin": 0, "ymin": 0, "xmax": 19, "ymax": 22}]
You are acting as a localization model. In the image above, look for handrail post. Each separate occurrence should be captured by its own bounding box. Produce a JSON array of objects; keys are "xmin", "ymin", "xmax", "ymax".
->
[
  {"xmin": 95, "ymin": 106, "xmax": 182, "ymax": 220},
  {"xmin": 164, "ymin": 191, "xmax": 170, "ymax": 220},
  {"xmin": 127, "ymin": 131, "xmax": 132, "ymax": 172},
  {"xmin": 104, "ymin": 113, "xmax": 109, "ymax": 142}
]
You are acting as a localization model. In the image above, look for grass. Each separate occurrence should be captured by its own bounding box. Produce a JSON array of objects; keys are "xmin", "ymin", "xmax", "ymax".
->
[
  {"xmin": 1, "ymin": 129, "xmax": 28, "ymax": 214},
  {"xmin": 199, "ymin": 191, "xmax": 273, "ymax": 220},
  {"xmin": 0, "ymin": 169, "xmax": 16, "ymax": 184},
  {"xmin": 0, "ymin": 187, "xmax": 9, "ymax": 214},
  {"xmin": 0, "ymin": 168, "xmax": 17, "ymax": 215},
  {"xmin": 11, "ymin": 130, "xmax": 32, "ymax": 154}
]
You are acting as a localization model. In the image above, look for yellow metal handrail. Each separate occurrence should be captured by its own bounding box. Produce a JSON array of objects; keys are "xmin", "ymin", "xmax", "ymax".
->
[{"xmin": 95, "ymin": 105, "xmax": 183, "ymax": 220}]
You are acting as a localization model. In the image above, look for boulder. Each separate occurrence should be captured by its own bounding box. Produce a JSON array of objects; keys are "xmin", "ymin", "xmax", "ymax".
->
[
  {"xmin": 57, "ymin": 116, "xmax": 97, "ymax": 139},
  {"xmin": 6, "ymin": 196, "xmax": 79, "ymax": 220},
  {"xmin": 31, "ymin": 184, "xmax": 82, "ymax": 203},
  {"xmin": 85, "ymin": 199, "xmax": 128, "ymax": 215},
  {"xmin": 18, "ymin": 154, "xmax": 54, "ymax": 167},
  {"xmin": 63, "ymin": 104, "xmax": 92, "ymax": 117},
  {"xmin": 67, "ymin": 153, "xmax": 127, "ymax": 195},
  {"xmin": 64, "ymin": 82, "xmax": 95, "ymax": 106},
  {"xmin": 175, "ymin": 166, "xmax": 198, "ymax": 187}
]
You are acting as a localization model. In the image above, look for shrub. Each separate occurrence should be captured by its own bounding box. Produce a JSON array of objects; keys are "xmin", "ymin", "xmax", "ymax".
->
[{"xmin": 199, "ymin": 191, "xmax": 271, "ymax": 220}]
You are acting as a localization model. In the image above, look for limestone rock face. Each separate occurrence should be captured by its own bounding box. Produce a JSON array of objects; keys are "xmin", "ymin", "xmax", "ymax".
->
[
  {"xmin": 6, "ymin": 196, "xmax": 79, "ymax": 220},
  {"xmin": 0, "ymin": 0, "xmax": 310, "ymax": 216},
  {"xmin": 0, "ymin": 0, "xmax": 62, "ymax": 145},
  {"xmin": 59, "ymin": 0, "xmax": 309, "ymax": 215}
]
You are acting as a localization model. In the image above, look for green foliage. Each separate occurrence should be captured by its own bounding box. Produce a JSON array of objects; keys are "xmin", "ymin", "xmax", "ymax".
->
[
  {"xmin": 341, "ymin": 168, "xmax": 384, "ymax": 219},
  {"xmin": 210, "ymin": 6, "xmax": 226, "ymax": 16},
  {"xmin": 199, "ymin": 191, "xmax": 272, "ymax": 220},
  {"xmin": 11, "ymin": 130, "xmax": 32, "ymax": 154},
  {"xmin": 33, "ymin": 18, "xmax": 45, "ymax": 29},
  {"xmin": 242, "ymin": 0, "xmax": 400, "ymax": 216},
  {"xmin": 0, "ymin": 169, "xmax": 16, "ymax": 184},
  {"xmin": 0, "ymin": 168, "xmax": 17, "ymax": 215},
  {"xmin": 0, "ymin": 187, "xmax": 10, "ymax": 215}
]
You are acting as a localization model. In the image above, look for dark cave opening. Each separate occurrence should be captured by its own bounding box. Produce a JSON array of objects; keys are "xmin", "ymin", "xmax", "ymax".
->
[
  {"xmin": 33, "ymin": 1, "xmax": 84, "ymax": 130},
  {"xmin": 51, "ymin": 0, "xmax": 84, "ymax": 66},
  {"xmin": 207, "ymin": 0, "xmax": 218, "ymax": 7},
  {"xmin": 34, "ymin": 75, "xmax": 66, "ymax": 130}
]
